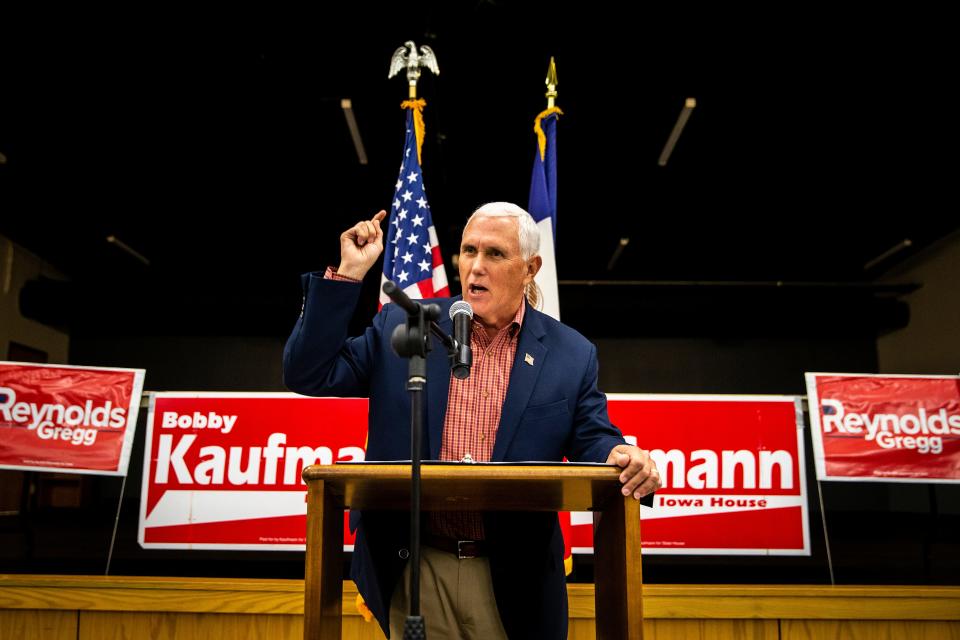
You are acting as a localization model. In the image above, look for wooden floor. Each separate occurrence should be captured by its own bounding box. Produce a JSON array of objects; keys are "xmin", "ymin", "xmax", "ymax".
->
[{"xmin": 1, "ymin": 575, "xmax": 958, "ymax": 639}]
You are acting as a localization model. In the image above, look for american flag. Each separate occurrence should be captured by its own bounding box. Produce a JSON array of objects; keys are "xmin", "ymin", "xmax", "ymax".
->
[{"xmin": 379, "ymin": 106, "xmax": 450, "ymax": 306}]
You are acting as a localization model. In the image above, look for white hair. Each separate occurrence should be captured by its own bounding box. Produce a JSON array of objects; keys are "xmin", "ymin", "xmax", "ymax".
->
[
  {"xmin": 465, "ymin": 201, "xmax": 540, "ymax": 260},
  {"xmin": 464, "ymin": 201, "xmax": 543, "ymax": 309}
]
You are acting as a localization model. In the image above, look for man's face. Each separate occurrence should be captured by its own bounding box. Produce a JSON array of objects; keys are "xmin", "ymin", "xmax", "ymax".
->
[{"xmin": 459, "ymin": 216, "xmax": 539, "ymax": 330}]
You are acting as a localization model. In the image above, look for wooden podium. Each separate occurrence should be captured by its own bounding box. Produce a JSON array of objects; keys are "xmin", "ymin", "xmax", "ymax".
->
[{"xmin": 301, "ymin": 463, "xmax": 643, "ymax": 640}]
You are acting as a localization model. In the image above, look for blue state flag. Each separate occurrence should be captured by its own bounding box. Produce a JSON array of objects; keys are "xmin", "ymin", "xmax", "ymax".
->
[{"xmin": 528, "ymin": 108, "xmax": 561, "ymax": 319}]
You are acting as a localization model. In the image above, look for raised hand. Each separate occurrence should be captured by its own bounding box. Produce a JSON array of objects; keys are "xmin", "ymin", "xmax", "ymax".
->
[{"xmin": 337, "ymin": 210, "xmax": 387, "ymax": 280}]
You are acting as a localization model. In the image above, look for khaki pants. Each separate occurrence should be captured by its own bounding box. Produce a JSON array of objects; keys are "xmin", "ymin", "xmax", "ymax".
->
[{"xmin": 389, "ymin": 545, "xmax": 508, "ymax": 640}]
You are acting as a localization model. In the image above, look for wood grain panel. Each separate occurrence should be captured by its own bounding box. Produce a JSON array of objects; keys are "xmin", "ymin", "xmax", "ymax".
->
[
  {"xmin": 79, "ymin": 611, "xmax": 301, "ymax": 640},
  {"xmin": 0, "ymin": 609, "xmax": 77, "ymax": 640},
  {"xmin": 569, "ymin": 619, "xmax": 780, "ymax": 640},
  {"xmin": 781, "ymin": 619, "xmax": 960, "ymax": 640}
]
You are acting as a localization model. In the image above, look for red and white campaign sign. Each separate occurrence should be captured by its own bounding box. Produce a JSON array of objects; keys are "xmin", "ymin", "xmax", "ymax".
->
[
  {"xmin": 805, "ymin": 373, "xmax": 960, "ymax": 483},
  {"xmin": 139, "ymin": 392, "xmax": 809, "ymax": 555},
  {"xmin": 562, "ymin": 394, "xmax": 810, "ymax": 556},
  {"xmin": 138, "ymin": 393, "xmax": 367, "ymax": 550},
  {"xmin": 0, "ymin": 362, "xmax": 145, "ymax": 476}
]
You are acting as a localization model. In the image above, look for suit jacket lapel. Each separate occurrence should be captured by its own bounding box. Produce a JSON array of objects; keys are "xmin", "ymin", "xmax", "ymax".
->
[{"xmin": 491, "ymin": 306, "xmax": 548, "ymax": 461}]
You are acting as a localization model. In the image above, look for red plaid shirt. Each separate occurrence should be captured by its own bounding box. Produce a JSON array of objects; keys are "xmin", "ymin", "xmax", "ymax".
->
[
  {"xmin": 323, "ymin": 266, "xmax": 360, "ymax": 282},
  {"xmin": 430, "ymin": 300, "xmax": 525, "ymax": 540}
]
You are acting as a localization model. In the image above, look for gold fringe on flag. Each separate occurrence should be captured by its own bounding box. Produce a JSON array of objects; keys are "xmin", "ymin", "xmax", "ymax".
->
[
  {"xmin": 400, "ymin": 99, "xmax": 428, "ymax": 165},
  {"xmin": 355, "ymin": 593, "xmax": 374, "ymax": 622},
  {"xmin": 533, "ymin": 106, "xmax": 564, "ymax": 162}
]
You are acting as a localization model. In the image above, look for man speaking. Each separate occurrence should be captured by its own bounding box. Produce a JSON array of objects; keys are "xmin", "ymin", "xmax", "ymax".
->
[{"xmin": 283, "ymin": 201, "xmax": 661, "ymax": 639}]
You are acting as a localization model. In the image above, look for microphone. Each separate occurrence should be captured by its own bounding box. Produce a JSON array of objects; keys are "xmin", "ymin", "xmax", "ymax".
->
[
  {"xmin": 449, "ymin": 301, "xmax": 473, "ymax": 379},
  {"xmin": 382, "ymin": 279, "xmax": 420, "ymax": 315}
]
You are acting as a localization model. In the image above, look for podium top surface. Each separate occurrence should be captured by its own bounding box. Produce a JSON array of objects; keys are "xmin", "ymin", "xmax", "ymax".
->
[{"xmin": 302, "ymin": 463, "xmax": 626, "ymax": 512}]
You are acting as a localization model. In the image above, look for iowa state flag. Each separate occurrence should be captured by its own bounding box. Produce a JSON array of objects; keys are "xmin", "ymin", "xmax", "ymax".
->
[{"xmin": 528, "ymin": 107, "xmax": 562, "ymax": 320}]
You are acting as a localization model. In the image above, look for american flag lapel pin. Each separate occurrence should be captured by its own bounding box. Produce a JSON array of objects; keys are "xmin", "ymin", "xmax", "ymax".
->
[{"xmin": 524, "ymin": 353, "xmax": 535, "ymax": 366}]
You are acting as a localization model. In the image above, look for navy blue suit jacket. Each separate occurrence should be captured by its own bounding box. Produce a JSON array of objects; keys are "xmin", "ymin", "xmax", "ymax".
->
[{"xmin": 283, "ymin": 273, "xmax": 626, "ymax": 639}]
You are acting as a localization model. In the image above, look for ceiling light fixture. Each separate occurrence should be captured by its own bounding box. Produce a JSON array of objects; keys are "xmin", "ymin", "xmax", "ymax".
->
[
  {"xmin": 106, "ymin": 235, "xmax": 150, "ymax": 266},
  {"xmin": 341, "ymin": 99, "xmax": 368, "ymax": 165},
  {"xmin": 658, "ymin": 97, "xmax": 696, "ymax": 166}
]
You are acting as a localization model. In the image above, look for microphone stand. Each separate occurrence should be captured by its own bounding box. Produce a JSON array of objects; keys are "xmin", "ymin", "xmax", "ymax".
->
[{"xmin": 383, "ymin": 280, "xmax": 465, "ymax": 640}]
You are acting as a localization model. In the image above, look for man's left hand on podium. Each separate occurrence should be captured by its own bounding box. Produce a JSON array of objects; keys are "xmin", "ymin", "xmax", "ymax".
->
[{"xmin": 606, "ymin": 445, "xmax": 662, "ymax": 500}]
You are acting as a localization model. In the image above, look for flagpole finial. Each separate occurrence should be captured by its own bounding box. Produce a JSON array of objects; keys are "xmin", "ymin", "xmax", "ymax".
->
[
  {"xmin": 545, "ymin": 57, "xmax": 558, "ymax": 108},
  {"xmin": 389, "ymin": 41, "xmax": 440, "ymax": 100}
]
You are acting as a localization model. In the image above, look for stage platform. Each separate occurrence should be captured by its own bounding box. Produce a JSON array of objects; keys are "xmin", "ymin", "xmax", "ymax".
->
[{"xmin": 1, "ymin": 575, "xmax": 958, "ymax": 639}]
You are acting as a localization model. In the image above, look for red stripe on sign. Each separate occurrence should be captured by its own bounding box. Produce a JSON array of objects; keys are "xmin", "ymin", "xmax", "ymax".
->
[
  {"xmin": 144, "ymin": 512, "xmax": 358, "ymax": 546},
  {"xmin": 640, "ymin": 506, "xmax": 805, "ymax": 551}
]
